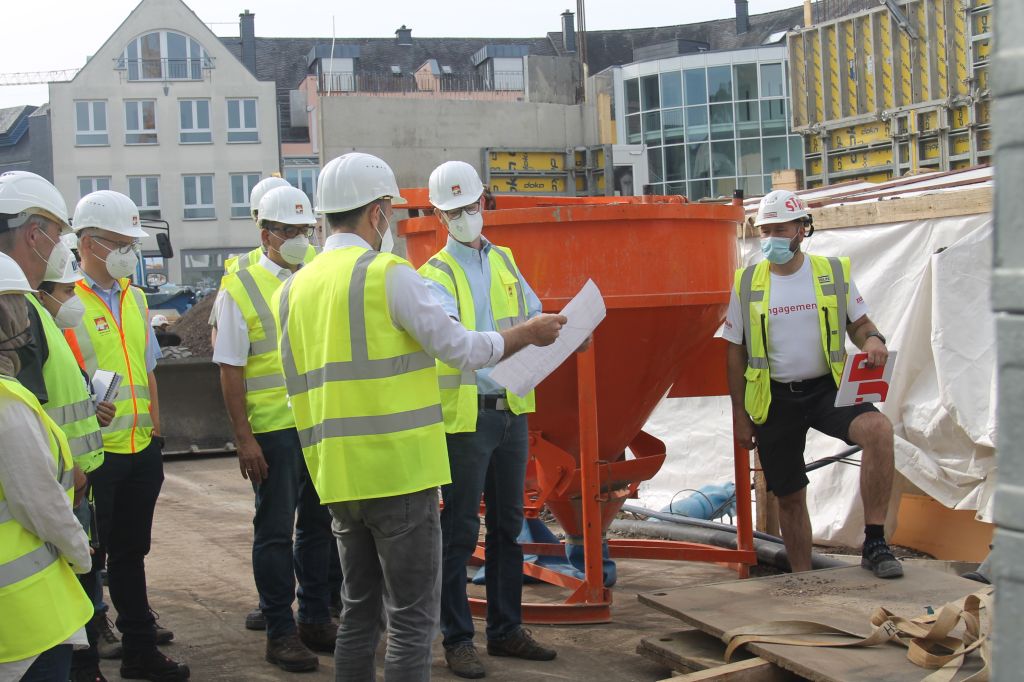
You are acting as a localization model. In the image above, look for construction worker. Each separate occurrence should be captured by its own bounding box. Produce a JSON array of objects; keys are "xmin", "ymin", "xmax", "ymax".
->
[
  {"xmin": 418, "ymin": 161, "xmax": 556, "ymax": 679},
  {"xmin": 72, "ymin": 190, "xmax": 190, "ymax": 681},
  {"xmin": 723, "ymin": 189, "xmax": 902, "ymax": 579},
  {"xmin": 277, "ymin": 152, "xmax": 566, "ymax": 681},
  {"xmin": 150, "ymin": 314, "xmax": 180, "ymax": 348},
  {"xmin": 34, "ymin": 255, "xmax": 118, "ymax": 682},
  {"xmin": 214, "ymin": 185, "xmax": 336, "ymax": 672},
  {"xmin": 223, "ymin": 176, "xmax": 316, "ymax": 276},
  {"xmin": 0, "ymin": 252, "xmax": 94, "ymax": 682}
]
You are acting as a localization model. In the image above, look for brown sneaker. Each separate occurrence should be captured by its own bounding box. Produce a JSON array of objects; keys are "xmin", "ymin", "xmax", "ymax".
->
[
  {"xmin": 445, "ymin": 644, "xmax": 486, "ymax": 679},
  {"xmin": 487, "ymin": 628, "xmax": 556, "ymax": 661},
  {"xmin": 265, "ymin": 634, "xmax": 318, "ymax": 673},
  {"xmin": 297, "ymin": 621, "xmax": 337, "ymax": 654}
]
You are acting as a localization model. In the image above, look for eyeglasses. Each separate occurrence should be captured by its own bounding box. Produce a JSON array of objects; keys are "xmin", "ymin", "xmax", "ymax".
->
[
  {"xmin": 442, "ymin": 201, "xmax": 481, "ymax": 221},
  {"xmin": 91, "ymin": 234, "xmax": 139, "ymax": 255},
  {"xmin": 267, "ymin": 225, "xmax": 312, "ymax": 240}
]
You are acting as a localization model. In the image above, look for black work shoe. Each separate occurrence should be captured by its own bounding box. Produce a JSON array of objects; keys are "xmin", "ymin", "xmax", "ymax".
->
[
  {"xmin": 71, "ymin": 667, "xmax": 108, "ymax": 682},
  {"xmin": 245, "ymin": 608, "xmax": 267, "ymax": 631},
  {"xmin": 266, "ymin": 634, "xmax": 319, "ymax": 673},
  {"xmin": 120, "ymin": 649, "xmax": 190, "ymax": 681},
  {"xmin": 150, "ymin": 609, "xmax": 174, "ymax": 645},
  {"xmin": 446, "ymin": 644, "xmax": 486, "ymax": 679},
  {"xmin": 861, "ymin": 538, "xmax": 904, "ymax": 579},
  {"xmin": 487, "ymin": 628, "xmax": 557, "ymax": 661},
  {"xmin": 297, "ymin": 621, "xmax": 337, "ymax": 654},
  {"xmin": 97, "ymin": 615, "xmax": 122, "ymax": 660}
]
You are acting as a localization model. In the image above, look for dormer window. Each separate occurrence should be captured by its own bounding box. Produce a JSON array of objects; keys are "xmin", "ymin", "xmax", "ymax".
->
[{"xmin": 121, "ymin": 31, "xmax": 210, "ymax": 81}]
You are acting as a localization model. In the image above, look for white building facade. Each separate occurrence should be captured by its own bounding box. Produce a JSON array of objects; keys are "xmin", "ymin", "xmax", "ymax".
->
[{"xmin": 49, "ymin": 0, "xmax": 279, "ymax": 286}]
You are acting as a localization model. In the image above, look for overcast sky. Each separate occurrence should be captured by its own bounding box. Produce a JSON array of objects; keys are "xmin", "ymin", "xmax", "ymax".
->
[{"xmin": 1, "ymin": 0, "xmax": 801, "ymax": 109}]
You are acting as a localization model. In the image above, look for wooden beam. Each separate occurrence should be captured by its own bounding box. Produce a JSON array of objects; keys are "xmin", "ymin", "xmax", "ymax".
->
[
  {"xmin": 662, "ymin": 658, "xmax": 801, "ymax": 681},
  {"xmin": 810, "ymin": 186, "xmax": 991, "ymax": 230}
]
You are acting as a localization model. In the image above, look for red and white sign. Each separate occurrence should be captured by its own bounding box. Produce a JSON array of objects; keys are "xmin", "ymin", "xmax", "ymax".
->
[{"xmin": 834, "ymin": 350, "xmax": 898, "ymax": 407}]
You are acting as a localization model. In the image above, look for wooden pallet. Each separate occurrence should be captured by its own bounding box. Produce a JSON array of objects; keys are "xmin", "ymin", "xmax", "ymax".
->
[{"xmin": 639, "ymin": 628, "xmax": 800, "ymax": 681}]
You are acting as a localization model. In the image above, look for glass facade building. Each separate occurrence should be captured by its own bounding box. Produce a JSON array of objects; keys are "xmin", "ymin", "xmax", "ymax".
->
[{"xmin": 616, "ymin": 47, "xmax": 803, "ymax": 199}]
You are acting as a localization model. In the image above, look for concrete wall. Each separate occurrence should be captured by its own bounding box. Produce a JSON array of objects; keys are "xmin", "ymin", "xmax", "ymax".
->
[
  {"xmin": 48, "ymin": 0, "xmax": 279, "ymax": 283},
  {"xmin": 318, "ymin": 97, "xmax": 599, "ymax": 188},
  {"xmin": 992, "ymin": 0, "xmax": 1024, "ymax": 676},
  {"xmin": 524, "ymin": 55, "xmax": 580, "ymax": 106}
]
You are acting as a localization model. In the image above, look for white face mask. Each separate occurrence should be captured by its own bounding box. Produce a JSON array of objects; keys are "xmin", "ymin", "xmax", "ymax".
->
[
  {"xmin": 375, "ymin": 207, "xmax": 394, "ymax": 254},
  {"xmin": 278, "ymin": 235, "xmax": 310, "ymax": 265},
  {"xmin": 34, "ymin": 227, "xmax": 73, "ymax": 281},
  {"xmin": 444, "ymin": 211, "xmax": 484, "ymax": 244},
  {"xmin": 105, "ymin": 246, "xmax": 139, "ymax": 280},
  {"xmin": 46, "ymin": 292, "xmax": 85, "ymax": 329}
]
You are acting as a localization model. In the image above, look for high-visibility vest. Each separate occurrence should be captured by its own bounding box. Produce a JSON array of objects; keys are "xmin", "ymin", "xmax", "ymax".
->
[
  {"xmin": 224, "ymin": 245, "xmax": 315, "ymax": 275},
  {"xmin": 73, "ymin": 279, "xmax": 154, "ymax": 454},
  {"xmin": 0, "ymin": 375, "xmax": 93, "ymax": 664},
  {"xmin": 735, "ymin": 255, "xmax": 851, "ymax": 425},
  {"xmin": 221, "ymin": 264, "xmax": 294, "ymax": 434},
  {"xmin": 277, "ymin": 246, "xmax": 449, "ymax": 503},
  {"xmin": 417, "ymin": 245, "xmax": 535, "ymax": 433},
  {"xmin": 26, "ymin": 295, "xmax": 104, "ymax": 473}
]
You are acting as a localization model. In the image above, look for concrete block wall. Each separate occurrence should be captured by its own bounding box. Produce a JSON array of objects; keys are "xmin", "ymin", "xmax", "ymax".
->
[{"xmin": 992, "ymin": 0, "xmax": 1024, "ymax": 677}]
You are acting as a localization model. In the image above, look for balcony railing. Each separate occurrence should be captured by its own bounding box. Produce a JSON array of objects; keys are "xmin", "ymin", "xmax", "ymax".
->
[
  {"xmin": 318, "ymin": 71, "xmax": 525, "ymax": 99},
  {"xmin": 115, "ymin": 57, "xmax": 215, "ymax": 82}
]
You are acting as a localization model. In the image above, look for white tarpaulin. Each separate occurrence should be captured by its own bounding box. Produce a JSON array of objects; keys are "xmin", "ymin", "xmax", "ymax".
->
[{"xmin": 638, "ymin": 211, "xmax": 995, "ymax": 546}]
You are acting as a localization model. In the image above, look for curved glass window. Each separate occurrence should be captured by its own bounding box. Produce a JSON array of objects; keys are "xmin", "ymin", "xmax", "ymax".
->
[{"xmin": 122, "ymin": 31, "xmax": 210, "ymax": 81}]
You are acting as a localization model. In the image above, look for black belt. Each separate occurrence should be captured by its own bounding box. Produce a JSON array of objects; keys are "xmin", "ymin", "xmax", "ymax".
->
[
  {"xmin": 479, "ymin": 395, "xmax": 511, "ymax": 411},
  {"xmin": 769, "ymin": 375, "xmax": 832, "ymax": 394}
]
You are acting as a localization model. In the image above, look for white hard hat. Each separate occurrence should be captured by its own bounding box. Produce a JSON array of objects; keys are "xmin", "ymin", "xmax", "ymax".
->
[
  {"xmin": 45, "ymin": 254, "xmax": 84, "ymax": 284},
  {"xmin": 0, "ymin": 252, "xmax": 34, "ymax": 294},
  {"xmin": 315, "ymin": 153, "xmax": 407, "ymax": 214},
  {"xmin": 249, "ymin": 177, "xmax": 290, "ymax": 222},
  {"xmin": 72, "ymin": 190, "xmax": 148, "ymax": 238},
  {"xmin": 428, "ymin": 161, "xmax": 484, "ymax": 212},
  {"xmin": 150, "ymin": 314, "xmax": 170, "ymax": 328},
  {"xmin": 754, "ymin": 189, "xmax": 810, "ymax": 227},
  {"xmin": 0, "ymin": 171, "xmax": 71, "ymax": 234},
  {"xmin": 259, "ymin": 186, "xmax": 317, "ymax": 226}
]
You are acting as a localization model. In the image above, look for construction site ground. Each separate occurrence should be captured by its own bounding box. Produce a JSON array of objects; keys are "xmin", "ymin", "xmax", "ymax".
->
[{"xmin": 96, "ymin": 454, "xmax": 741, "ymax": 681}]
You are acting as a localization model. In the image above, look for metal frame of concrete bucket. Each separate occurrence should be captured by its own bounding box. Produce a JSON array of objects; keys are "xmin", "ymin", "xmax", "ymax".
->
[{"xmin": 399, "ymin": 192, "xmax": 756, "ymax": 624}]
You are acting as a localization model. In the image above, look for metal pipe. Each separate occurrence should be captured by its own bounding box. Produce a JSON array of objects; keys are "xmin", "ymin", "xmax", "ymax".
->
[
  {"xmin": 609, "ymin": 519, "xmax": 849, "ymax": 572},
  {"xmin": 620, "ymin": 503, "xmax": 784, "ymax": 543}
]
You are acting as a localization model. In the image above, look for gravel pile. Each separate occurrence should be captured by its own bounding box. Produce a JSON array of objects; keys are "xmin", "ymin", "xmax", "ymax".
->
[{"xmin": 170, "ymin": 294, "xmax": 216, "ymax": 358}]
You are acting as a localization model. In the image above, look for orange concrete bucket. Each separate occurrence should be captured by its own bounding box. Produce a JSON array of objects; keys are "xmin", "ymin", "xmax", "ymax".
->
[{"xmin": 399, "ymin": 197, "xmax": 741, "ymax": 540}]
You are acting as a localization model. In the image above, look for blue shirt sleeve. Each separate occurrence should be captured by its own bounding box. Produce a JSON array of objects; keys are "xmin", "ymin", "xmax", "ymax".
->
[
  {"xmin": 423, "ymin": 279, "xmax": 461, "ymax": 321},
  {"xmin": 145, "ymin": 325, "xmax": 162, "ymax": 373}
]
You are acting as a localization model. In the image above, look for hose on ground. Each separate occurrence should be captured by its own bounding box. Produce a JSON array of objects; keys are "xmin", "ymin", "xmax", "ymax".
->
[{"xmin": 620, "ymin": 503, "xmax": 785, "ymax": 543}]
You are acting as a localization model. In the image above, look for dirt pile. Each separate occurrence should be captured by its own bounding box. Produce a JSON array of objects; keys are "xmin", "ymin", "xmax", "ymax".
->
[{"xmin": 170, "ymin": 293, "xmax": 215, "ymax": 357}]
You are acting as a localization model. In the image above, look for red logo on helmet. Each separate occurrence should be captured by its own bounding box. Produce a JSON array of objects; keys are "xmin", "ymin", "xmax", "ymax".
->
[
  {"xmin": 451, "ymin": 184, "xmax": 462, "ymax": 196},
  {"xmin": 132, "ymin": 215, "xmax": 139, "ymax": 226},
  {"xmin": 784, "ymin": 197, "xmax": 801, "ymax": 212},
  {"xmin": 294, "ymin": 204, "xmax": 304, "ymax": 214}
]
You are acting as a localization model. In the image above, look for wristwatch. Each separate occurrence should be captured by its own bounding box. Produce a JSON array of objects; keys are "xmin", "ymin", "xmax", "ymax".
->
[{"xmin": 866, "ymin": 331, "xmax": 887, "ymax": 345}]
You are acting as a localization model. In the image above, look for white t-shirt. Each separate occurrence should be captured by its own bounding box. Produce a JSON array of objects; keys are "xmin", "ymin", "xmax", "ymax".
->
[{"xmin": 723, "ymin": 256, "xmax": 869, "ymax": 383}]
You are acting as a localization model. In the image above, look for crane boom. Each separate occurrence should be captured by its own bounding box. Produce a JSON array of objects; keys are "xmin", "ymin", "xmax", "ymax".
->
[{"xmin": 0, "ymin": 69, "xmax": 79, "ymax": 86}]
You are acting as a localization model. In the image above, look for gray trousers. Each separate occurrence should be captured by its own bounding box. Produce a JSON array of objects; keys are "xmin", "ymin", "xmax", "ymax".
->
[{"xmin": 328, "ymin": 487, "xmax": 441, "ymax": 682}]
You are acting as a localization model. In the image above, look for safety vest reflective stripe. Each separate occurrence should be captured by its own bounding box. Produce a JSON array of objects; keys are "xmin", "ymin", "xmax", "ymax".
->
[
  {"xmin": 438, "ymin": 371, "xmax": 476, "ymax": 390},
  {"xmin": 297, "ymin": 405, "xmax": 445, "ymax": 449},
  {"xmin": 66, "ymin": 431, "xmax": 104, "ymax": 459},
  {"xmin": 236, "ymin": 269, "xmax": 277, "ymax": 355},
  {"xmin": 45, "ymin": 398, "xmax": 95, "ymax": 424},
  {"xmin": 824, "ymin": 256, "xmax": 848, "ymax": 363},
  {"xmin": 0, "ymin": 543, "xmax": 60, "ymax": 589},
  {"xmin": 280, "ymin": 251, "xmax": 434, "ymax": 394},
  {"xmin": 106, "ymin": 412, "xmax": 154, "ymax": 432}
]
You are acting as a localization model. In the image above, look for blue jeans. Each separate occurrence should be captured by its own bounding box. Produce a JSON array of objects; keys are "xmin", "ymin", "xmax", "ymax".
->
[
  {"xmin": 328, "ymin": 487, "xmax": 441, "ymax": 682},
  {"xmin": 440, "ymin": 408, "xmax": 528, "ymax": 648},
  {"xmin": 20, "ymin": 644, "xmax": 72, "ymax": 682},
  {"xmin": 252, "ymin": 428, "xmax": 333, "ymax": 639}
]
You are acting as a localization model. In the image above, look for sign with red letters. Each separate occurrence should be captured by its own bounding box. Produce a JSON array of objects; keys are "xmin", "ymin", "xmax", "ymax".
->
[{"xmin": 834, "ymin": 351, "xmax": 898, "ymax": 407}]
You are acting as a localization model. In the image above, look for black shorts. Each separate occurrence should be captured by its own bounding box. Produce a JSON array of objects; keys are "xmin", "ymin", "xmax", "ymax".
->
[{"xmin": 753, "ymin": 375, "xmax": 878, "ymax": 497}]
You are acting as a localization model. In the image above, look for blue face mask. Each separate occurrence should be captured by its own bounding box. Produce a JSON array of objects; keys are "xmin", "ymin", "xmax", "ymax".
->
[{"xmin": 760, "ymin": 236, "xmax": 796, "ymax": 264}]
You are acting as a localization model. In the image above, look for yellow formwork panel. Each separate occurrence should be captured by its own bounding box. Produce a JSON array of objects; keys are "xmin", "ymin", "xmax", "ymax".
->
[
  {"xmin": 951, "ymin": 105, "xmax": 971, "ymax": 130},
  {"xmin": 978, "ymin": 128, "xmax": 992, "ymax": 151},
  {"xmin": 488, "ymin": 175, "xmax": 567, "ymax": 194},
  {"xmin": 825, "ymin": 25, "xmax": 842, "ymax": 120},
  {"xmin": 950, "ymin": 133, "xmax": 972, "ymax": 156},
  {"xmin": 953, "ymin": 0, "xmax": 970, "ymax": 96},
  {"xmin": 898, "ymin": 22, "xmax": 913, "ymax": 107},
  {"xmin": 920, "ymin": 138, "xmax": 942, "ymax": 161},
  {"xmin": 935, "ymin": 0, "xmax": 949, "ymax": 97},
  {"xmin": 859, "ymin": 16, "xmax": 876, "ymax": 112},
  {"xmin": 829, "ymin": 147, "xmax": 894, "ymax": 173},
  {"xmin": 840, "ymin": 23, "xmax": 855, "ymax": 118},
  {"xmin": 811, "ymin": 30, "xmax": 825, "ymax": 123},
  {"xmin": 791, "ymin": 34, "xmax": 808, "ymax": 127},
  {"xmin": 487, "ymin": 151, "xmax": 565, "ymax": 173},
  {"xmin": 808, "ymin": 156, "xmax": 824, "ymax": 176},
  {"xmin": 829, "ymin": 121, "xmax": 892, "ymax": 150},
  {"xmin": 879, "ymin": 14, "xmax": 896, "ymax": 109},
  {"xmin": 916, "ymin": 1, "xmax": 931, "ymax": 101},
  {"xmin": 807, "ymin": 135, "xmax": 823, "ymax": 154},
  {"xmin": 976, "ymin": 100, "xmax": 990, "ymax": 125}
]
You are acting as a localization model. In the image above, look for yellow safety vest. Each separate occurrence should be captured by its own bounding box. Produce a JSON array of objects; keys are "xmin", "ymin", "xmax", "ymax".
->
[
  {"xmin": 74, "ymin": 279, "xmax": 154, "ymax": 454},
  {"xmin": 224, "ymin": 245, "xmax": 316, "ymax": 275},
  {"xmin": 417, "ymin": 246, "xmax": 535, "ymax": 432},
  {"xmin": 0, "ymin": 376, "xmax": 93, "ymax": 664},
  {"xmin": 735, "ymin": 255, "xmax": 851, "ymax": 425},
  {"xmin": 221, "ymin": 264, "xmax": 294, "ymax": 434},
  {"xmin": 277, "ymin": 246, "xmax": 449, "ymax": 503},
  {"xmin": 26, "ymin": 295, "xmax": 104, "ymax": 473}
]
